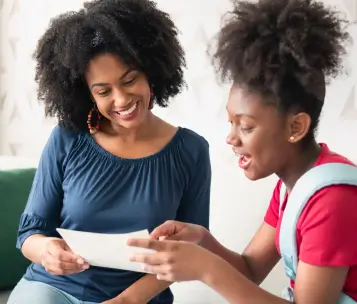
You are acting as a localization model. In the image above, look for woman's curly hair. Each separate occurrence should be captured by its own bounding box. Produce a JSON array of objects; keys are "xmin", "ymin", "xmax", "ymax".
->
[
  {"xmin": 34, "ymin": 0, "xmax": 186, "ymax": 131},
  {"xmin": 212, "ymin": 0, "xmax": 350, "ymax": 139}
]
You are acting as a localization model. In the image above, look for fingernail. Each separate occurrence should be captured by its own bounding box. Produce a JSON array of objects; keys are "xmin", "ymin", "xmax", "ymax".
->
[{"xmin": 77, "ymin": 258, "xmax": 84, "ymax": 265}]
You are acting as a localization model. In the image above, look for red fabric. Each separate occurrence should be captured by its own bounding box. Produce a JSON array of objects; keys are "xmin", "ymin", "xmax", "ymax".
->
[{"xmin": 264, "ymin": 144, "xmax": 357, "ymax": 300}]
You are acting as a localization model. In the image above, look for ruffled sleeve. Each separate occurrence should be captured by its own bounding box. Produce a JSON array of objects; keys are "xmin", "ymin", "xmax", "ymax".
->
[
  {"xmin": 16, "ymin": 125, "xmax": 78, "ymax": 249},
  {"xmin": 16, "ymin": 213, "xmax": 59, "ymax": 248}
]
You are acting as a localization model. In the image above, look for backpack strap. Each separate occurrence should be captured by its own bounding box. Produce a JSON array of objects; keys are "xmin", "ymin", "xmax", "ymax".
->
[
  {"xmin": 279, "ymin": 163, "xmax": 357, "ymax": 282},
  {"xmin": 279, "ymin": 183, "xmax": 287, "ymax": 217}
]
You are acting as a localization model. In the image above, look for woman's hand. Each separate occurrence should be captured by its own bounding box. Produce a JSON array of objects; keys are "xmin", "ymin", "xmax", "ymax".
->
[
  {"xmin": 150, "ymin": 220, "xmax": 208, "ymax": 245},
  {"xmin": 40, "ymin": 237, "xmax": 89, "ymax": 275},
  {"xmin": 128, "ymin": 238, "xmax": 218, "ymax": 282}
]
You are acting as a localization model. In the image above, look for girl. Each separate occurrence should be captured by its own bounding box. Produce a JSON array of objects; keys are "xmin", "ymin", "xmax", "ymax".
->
[{"xmin": 129, "ymin": 0, "xmax": 357, "ymax": 303}]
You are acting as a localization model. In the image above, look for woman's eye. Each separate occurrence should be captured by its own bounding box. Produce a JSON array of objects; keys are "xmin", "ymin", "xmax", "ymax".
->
[
  {"xmin": 123, "ymin": 77, "xmax": 136, "ymax": 86},
  {"xmin": 98, "ymin": 90, "xmax": 111, "ymax": 97}
]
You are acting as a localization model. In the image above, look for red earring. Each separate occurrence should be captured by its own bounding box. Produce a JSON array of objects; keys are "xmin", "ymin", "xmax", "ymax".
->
[
  {"xmin": 148, "ymin": 92, "xmax": 154, "ymax": 110},
  {"xmin": 87, "ymin": 103, "xmax": 102, "ymax": 134}
]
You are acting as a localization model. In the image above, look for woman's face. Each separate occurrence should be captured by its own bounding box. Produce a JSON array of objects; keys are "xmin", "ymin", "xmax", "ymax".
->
[
  {"xmin": 85, "ymin": 53, "xmax": 151, "ymax": 130},
  {"xmin": 226, "ymin": 85, "xmax": 294, "ymax": 181}
]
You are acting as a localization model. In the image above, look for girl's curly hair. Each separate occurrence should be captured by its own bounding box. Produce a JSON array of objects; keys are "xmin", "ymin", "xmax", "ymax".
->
[
  {"xmin": 212, "ymin": 0, "xmax": 350, "ymax": 139},
  {"xmin": 34, "ymin": 0, "xmax": 186, "ymax": 131}
]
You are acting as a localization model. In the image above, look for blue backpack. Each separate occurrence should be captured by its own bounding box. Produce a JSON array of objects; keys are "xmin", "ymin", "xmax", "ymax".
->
[{"xmin": 278, "ymin": 163, "xmax": 357, "ymax": 303}]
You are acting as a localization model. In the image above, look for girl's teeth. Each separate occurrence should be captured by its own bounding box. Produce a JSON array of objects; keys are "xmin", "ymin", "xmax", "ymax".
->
[
  {"xmin": 117, "ymin": 102, "xmax": 137, "ymax": 115},
  {"xmin": 239, "ymin": 155, "xmax": 250, "ymax": 163}
]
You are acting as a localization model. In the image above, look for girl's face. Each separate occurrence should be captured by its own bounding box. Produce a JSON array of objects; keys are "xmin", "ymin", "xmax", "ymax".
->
[{"xmin": 226, "ymin": 84, "xmax": 298, "ymax": 181}]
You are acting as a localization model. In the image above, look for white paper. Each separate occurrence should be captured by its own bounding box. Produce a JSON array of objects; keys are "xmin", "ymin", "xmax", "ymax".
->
[{"xmin": 56, "ymin": 228, "xmax": 154, "ymax": 273}]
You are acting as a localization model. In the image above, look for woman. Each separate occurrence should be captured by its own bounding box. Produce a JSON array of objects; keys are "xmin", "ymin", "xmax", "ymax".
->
[
  {"xmin": 7, "ymin": 1, "xmax": 211, "ymax": 304},
  {"xmin": 128, "ymin": 0, "xmax": 357, "ymax": 303}
]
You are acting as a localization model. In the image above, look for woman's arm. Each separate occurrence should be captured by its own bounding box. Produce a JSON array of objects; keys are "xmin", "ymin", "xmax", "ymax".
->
[
  {"xmin": 21, "ymin": 234, "xmax": 48, "ymax": 264},
  {"xmin": 17, "ymin": 126, "xmax": 75, "ymax": 262}
]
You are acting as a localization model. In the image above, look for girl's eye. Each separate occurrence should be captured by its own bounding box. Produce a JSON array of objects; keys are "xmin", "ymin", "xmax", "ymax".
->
[{"xmin": 241, "ymin": 126, "xmax": 254, "ymax": 133}]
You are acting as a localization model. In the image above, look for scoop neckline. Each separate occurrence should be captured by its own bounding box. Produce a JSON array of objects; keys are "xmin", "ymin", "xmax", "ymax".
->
[{"xmin": 85, "ymin": 126, "xmax": 184, "ymax": 163}]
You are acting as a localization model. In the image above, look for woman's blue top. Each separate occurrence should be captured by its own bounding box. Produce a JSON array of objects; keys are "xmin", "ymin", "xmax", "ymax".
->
[{"xmin": 16, "ymin": 125, "xmax": 211, "ymax": 303}]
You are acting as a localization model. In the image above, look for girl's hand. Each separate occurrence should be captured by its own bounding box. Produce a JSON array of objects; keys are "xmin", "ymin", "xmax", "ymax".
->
[
  {"xmin": 128, "ymin": 238, "xmax": 216, "ymax": 282},
  {"xmin": 150, "ymin": 220, "xmax": 208, "ymax": 245}
]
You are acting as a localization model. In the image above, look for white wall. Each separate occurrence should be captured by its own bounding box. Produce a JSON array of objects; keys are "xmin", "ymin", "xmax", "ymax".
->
[{"xmin": 1, "ymin": 0, "xmax": 357, "ymax": 303}]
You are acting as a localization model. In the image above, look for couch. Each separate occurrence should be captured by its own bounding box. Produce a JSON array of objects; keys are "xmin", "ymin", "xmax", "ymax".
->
[{"xmin": 0, "ymin": 156, "xmax": 38, "ymax": 303}]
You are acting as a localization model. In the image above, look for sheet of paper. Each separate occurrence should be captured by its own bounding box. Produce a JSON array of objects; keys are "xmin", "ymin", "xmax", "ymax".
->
[{"xmin": 56, "ymin": 228, "xmax": 154, "ymax": 273}]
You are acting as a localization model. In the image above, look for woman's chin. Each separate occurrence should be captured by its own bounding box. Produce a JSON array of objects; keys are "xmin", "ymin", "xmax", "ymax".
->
[{"xmin": 109, "ymin": 111, "xmax": 149, "ymax": 130}]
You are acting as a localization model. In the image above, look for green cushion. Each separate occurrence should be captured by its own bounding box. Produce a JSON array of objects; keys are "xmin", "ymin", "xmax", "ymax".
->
[{"xmin": 0, "ymin": 168, "xmax": 36, "ymax": 290}]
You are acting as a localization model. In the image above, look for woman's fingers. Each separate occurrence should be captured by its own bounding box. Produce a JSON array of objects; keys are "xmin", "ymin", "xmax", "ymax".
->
[
  {"xmin": 42, "ymin": 254, "xmax": 88, "ymax": 275},
  {"xmin": 42, "ymin": 238, "xmax": 89, "ymax": 275}
]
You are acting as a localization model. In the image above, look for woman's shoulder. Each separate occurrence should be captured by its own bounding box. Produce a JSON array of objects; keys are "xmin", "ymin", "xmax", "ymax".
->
[
  {"xmin": 178, "ymin": 127, "xmax": 209, "ymax": 150},
  {"xmin": 174, "ymin": 127, "xmax": 210, "ymax": 164},
  {"xmin": 50, "ymin": 124, "xmax": 84, "ymax": 140},
  {"xmin": 45, "ymin": 124, "xmax": 87, "ymax": 157}
]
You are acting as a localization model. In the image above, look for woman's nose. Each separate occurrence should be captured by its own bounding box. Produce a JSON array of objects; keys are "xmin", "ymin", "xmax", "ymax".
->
[{"xmin": 112, "ymin": 89, "xmax": 129, "ymax": 108}]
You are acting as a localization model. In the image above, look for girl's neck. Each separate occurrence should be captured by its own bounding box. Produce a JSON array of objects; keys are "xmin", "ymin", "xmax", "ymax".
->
[{"xmin": 277, "ymin": 141, "xmax": 322, "ymax": 193}]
